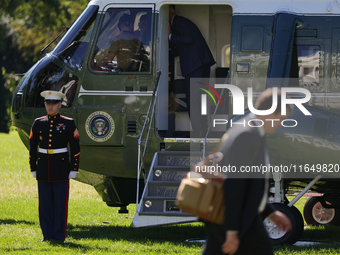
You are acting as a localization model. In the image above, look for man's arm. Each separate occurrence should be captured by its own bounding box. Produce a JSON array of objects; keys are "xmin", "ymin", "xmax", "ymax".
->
[
  {"xmin": 170, "ymin": 20, "xmax": 194, "ymax": 45},
  {"xmin": 29, "ymin": 121, "xmax": 39, "ymax": 174},
  {"xmin": 268, "ymin": 210, "xmax": 292, "ymax": 232},
  {"xmin": 221, "ymin": 231, "xmax": 240, "ymax": 255},
  {"xmin": 97, "ymin": 51, "xmax": 116, "ymax": 67},
  {"xmin": 97, "ymin": 40, "xmax": 118, "ymax": 67},
  {"xmin": 68, "ymin": 120, "xmax": 80, "ymax": 176}
]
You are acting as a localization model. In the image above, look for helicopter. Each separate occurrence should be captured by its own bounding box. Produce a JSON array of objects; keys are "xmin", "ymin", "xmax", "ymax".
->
[{"xmin": 11, "ymin": 0, "xmax": 340, "ymax": 244}]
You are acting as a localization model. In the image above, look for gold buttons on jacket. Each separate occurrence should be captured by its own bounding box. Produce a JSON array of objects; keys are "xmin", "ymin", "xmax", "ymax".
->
[{"xmin": 49, "ymin": 139, "xmax": 52, "ymax": 142}]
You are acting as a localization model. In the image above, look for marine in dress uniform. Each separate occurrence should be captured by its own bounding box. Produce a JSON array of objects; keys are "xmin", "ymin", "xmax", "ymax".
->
[{"xmin": 29, "ymin": 90, "xmax": 80, "ymax": 241}]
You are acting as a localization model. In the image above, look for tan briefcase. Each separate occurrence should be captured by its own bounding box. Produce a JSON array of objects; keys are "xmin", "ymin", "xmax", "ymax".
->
[{"xmin": 175, "ymin": 171, "xmax": 225, "ymax": 225}]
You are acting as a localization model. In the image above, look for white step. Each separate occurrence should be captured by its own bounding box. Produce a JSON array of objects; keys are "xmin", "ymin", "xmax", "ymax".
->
[
  {"xmin": 131, "ymin": 213, "xmax": 197, "ymax": 228},
  {"xmin": 132, "ymin": 151, "xmax": 203, "ymax": 228}
]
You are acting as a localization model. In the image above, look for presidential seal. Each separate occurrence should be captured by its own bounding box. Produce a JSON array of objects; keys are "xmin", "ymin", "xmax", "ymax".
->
[{"xmin": 85, "ymin": 111, "xmax": 115, "ymax": 142}]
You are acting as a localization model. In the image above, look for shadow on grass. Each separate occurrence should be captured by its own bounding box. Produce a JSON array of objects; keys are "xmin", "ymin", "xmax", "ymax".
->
[
  {"xmin": 1, "ymin": 242, "xmax": 89, "ymax": 253},
  {"xmin": 302, "ymin": 225, "xmax": 340, "ymax": 241},
  {"xmin": 274, "ymin": 225, "xmax": 340, "ymax": 253},
  {"xmin": 0, "ymin": 219, "xmax": 36, "ymax": 225},
  {"xmin": 48, "ymin": 239, "xmax": 88, "ymax": 250},
  {"xmin": 66, "ymin": 223, "xmax": 340, "ymax": 245},
  {"xmin": 0, "ymin": 219, "xmax": 90, "ymax": 252},
  {"xmin": 274, "ymin": 243, "xmax": 340, "ymax": 253},
  {"xmin": 4, "ymin": 216, "xmax": 340, "ymax": 253},
  {"xmin": 67, "ymin": 223, "xmax": 206, "ymax": 247}
]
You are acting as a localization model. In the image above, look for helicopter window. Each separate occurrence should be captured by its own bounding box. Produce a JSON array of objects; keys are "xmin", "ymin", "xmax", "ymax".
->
[
  {"xmin": 91, "ymin": 8, "xmax": 152, "ymax": 73},
  {"xmin": 221, "ymin": 44, "xmax": 230, "ymax": 68},
  {"xmin": 26, "ymin": 59, "xmax": 79, "ymax": 108},
  {"xmin": 54, "ymin": 5, "xmax": 99, "ymax": 71},
  {"xmin": 290, "ymin": 45, "xmax": 320, "ymax": 90}
]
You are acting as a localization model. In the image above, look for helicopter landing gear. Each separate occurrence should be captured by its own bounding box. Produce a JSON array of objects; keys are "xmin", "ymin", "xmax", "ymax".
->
[
  {"xmin": 264, "ymin": 203, "xmax": 304, "ymax": 245},
  {"xmin": 303, "ymin": 196, "xmax": 340, "ymax": 226},
  {"xmin": 119, "ymin": 205, "xmax": 129, "ymax": 214}
]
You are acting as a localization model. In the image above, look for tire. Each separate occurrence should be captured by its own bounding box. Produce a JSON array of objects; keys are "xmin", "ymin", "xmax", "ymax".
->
[
  {"xmin": 303, "ymin": 196, "xmax": 340, "ymax": 226},
  {"xmin": 289, "ymin": 205, "xmax": 304, "ymax": 240},
  {"xmin": 264, "ymin": 203, "xmax": 299, "ymax": 245}
]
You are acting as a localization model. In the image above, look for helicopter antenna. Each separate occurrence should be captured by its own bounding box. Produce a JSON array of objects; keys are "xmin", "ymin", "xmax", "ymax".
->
[{"xmin": 40, "ymin": 26, "xmax": 69, "ymax": 55}]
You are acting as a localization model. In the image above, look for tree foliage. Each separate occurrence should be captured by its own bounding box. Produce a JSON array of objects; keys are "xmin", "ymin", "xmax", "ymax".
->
[
  {"xmin": 8, "ymin": 0, "xmax": 89, "ymax": 63},
  {"xmin": 0, "ymin": 0, "xmax": 89, "ymax": 132}
]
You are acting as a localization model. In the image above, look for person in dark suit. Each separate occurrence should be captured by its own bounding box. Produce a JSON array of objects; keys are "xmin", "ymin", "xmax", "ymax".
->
[
  {"xmin": 168, "ymin": 6, "xmax": 215, "ymax": 135},
  {"xmin": 29, "ymin": 90, "xmax": 80, "ymax": 242},
  {"xmin": 203, "ymin": 88, "xmax": 292, "ymax": 255}
]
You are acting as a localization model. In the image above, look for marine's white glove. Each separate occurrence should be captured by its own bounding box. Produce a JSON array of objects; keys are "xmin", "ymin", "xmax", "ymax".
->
[
  {"xmin": 69, "ymin": 171, "xmax": 78, "ymax": 179},
  {"xmin": 32, "ymin": 171, "xmax": 36, "ymax": 178}
]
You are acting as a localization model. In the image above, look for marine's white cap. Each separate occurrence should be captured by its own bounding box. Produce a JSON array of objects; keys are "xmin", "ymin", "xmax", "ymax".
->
[{"xmin": 41, "ymin": 90, "xmax": 65, "ymax": 103}]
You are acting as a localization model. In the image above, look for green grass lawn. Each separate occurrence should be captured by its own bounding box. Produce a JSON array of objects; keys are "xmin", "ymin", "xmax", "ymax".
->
[{"xmin": 1, "ymin": 131, "xmax": 340, "ymax": 254}]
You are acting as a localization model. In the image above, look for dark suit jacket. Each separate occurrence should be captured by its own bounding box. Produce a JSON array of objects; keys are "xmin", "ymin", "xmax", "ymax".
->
[
  {"xmin": 218, "ymin": 115, "xmax": 274, "ymax": 238},
  {"xmin": 170, "ymin": 15, "xmax": 215, "ymax": 77}
]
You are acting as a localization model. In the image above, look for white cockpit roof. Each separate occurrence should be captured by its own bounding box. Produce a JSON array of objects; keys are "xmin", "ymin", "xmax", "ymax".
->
[{"xmin": 88, "ymin": 0, "xmax": 340, "ymax": 15}]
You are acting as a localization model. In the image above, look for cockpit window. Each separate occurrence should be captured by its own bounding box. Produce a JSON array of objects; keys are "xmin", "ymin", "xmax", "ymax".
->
[
  {"xmin": 52, "ymin": 5, "xmax": 99, "ymax": 71},
  {"xmin": 91, "ymin": 8, "xmax": 152, "ymax": 73},
  {"xmin": 25, "ymin": 58, "xmax": 78, "ymax": 108}
]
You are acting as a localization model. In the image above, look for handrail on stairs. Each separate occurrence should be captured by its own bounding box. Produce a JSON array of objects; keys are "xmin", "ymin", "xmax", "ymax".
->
[
  {"xmin": 136, "ymin": 70, "xmax": 162, "ymax": 212},
  {"xmin": 202, "ymin": 73, "xmax": 229, "ymax": 159}
]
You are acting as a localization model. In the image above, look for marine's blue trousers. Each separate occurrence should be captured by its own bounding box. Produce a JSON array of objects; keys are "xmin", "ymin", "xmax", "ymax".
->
[{"xmin": 38, "ymin": 180, "xmax": 69, "ymax": 240}]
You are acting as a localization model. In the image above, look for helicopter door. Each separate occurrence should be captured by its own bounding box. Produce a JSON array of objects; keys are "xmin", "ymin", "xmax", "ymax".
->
[{"xmin": 77, "ymin": 4, "xmax": 155, "ymax": 146}]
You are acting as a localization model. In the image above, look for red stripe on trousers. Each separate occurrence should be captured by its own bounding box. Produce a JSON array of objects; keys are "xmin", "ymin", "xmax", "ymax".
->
[{"xmin": 64, "ymin": 180, "xmax": 70, "ymax": 240}]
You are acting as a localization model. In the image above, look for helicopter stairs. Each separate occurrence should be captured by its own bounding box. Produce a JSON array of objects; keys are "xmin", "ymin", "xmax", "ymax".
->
[{"xmin": 131, "ymin": 150, "xmax": 203, "ymax": 228}]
